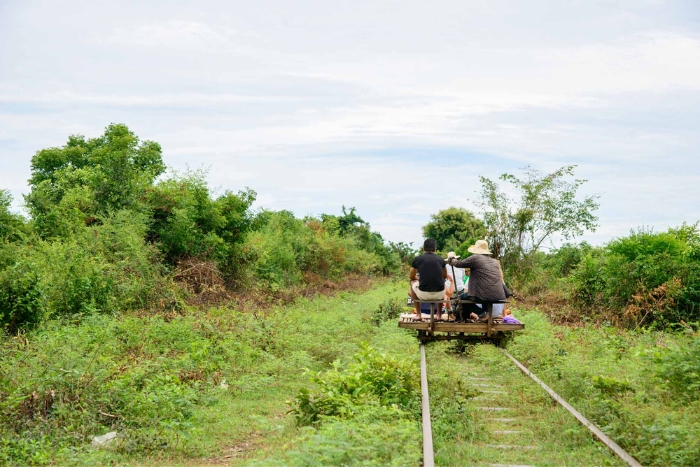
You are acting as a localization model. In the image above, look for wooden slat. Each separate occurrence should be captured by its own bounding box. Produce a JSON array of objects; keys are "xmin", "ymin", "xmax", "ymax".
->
[
  {"xmin": 486, "ymin": 302, "xmax": 493, "ymax": 337},
  {"xmin": 399, "ymin": 322, "xmax": 525, "ymax": 332}
]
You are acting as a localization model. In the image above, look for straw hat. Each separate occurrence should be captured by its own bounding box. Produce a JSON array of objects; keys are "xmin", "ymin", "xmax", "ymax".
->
[
  {"xmin": 467, "ymin": 240, "xmax": 492, "ymax": 255},
  {"xmin": 446, "ymin": 251, "xmax": 460, "ymax": 261}
]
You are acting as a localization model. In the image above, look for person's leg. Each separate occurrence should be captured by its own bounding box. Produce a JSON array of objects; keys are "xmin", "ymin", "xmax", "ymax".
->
[
  {"xmin": 443, "ymin": 281, "xmax": 454, "ymax": 318},
  {"xmin": 461, "ymin": 303, "xmax": 485, "ymax": 321},
  {"xmin": 409, "ymin": 281, "xmax": 422, "ymax": 319}
]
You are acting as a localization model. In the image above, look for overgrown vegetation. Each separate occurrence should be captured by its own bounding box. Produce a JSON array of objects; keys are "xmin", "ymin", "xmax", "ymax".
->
[
  {"xmin": 0, "ymin": 282, "xmax": 418, "ymax": 466},
  {"xmin": 0, "ymin": 124, "xmax": 400, "ymax": 332},
  {"xmin": 3, "ymin": 125, "xmax": 700, "ymax": 466},
  {"xmin": 507, "ymin": 308, "xmax": 700, "ymax": 466},
  {"xmin": 513, "ymin": 224, "xmax": 700, "ymax": 327}
]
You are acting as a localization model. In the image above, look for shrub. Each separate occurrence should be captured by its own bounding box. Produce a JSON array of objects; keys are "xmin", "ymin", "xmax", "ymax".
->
[
  {"xmin": 371, "ymin": 298, "xmax": 404, "ymax": 326},
  {"xmin": 246, "ymin": 211, "xmax": 389, "ymax": 290},
  {"xmin": 654, "ymin": 337, "xmax": 700, "ymax": 401},
  {"xmin": 144, "ymin": 170, "xmax": 256, "ymax": 277},
  {"xmin": 568, "ymin": 225, "xmax": 700, "ymax": 326},
  {"xmin": 0, "ymin": 260, "xmax": 45, "ymax": 331},
  {"xmin": 291, "ymin": 346, "xmax": 419, "ymax": 426},
  {"xmin": 0, "ymin": 212, "xmax": 179, "ymax": 330},
  {"xmin": 0, "ymin": 191, "xmax": 26, "ymax": 243},
  {"xmin": 25, "ymin": 124, "xmax": 165, "ymax": 239}
]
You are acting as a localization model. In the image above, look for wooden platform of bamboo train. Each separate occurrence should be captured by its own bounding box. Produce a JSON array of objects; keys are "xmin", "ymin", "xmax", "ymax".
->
[{"xmin": 398, "ymin": 299, "xmax": 524, "ymax": 344}]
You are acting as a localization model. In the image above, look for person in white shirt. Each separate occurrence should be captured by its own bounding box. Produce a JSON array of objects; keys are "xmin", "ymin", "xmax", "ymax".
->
[
  {"xmin": 444, "ymin": 252, "xmax": 466, "ymax": 315},
  {"xmin": 445, "ymin": 252, "xmax": 466, "ymax": 294}
]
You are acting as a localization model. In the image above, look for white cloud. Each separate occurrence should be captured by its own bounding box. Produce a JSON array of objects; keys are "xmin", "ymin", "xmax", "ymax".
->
[{"xmin": 1, "ymin": 0, "xmax": 699, "ymax": 246}]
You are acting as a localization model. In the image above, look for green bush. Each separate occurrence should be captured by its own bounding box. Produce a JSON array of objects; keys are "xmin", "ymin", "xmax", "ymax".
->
[
  {"xmin": 319, "ymin": 207, "xmax": 401, "ymax": 274},
  {"xmin": 292, "ymin": 345, "xmax": 419, "ymax": 426},
  {"xmin": 0, "ymin": 261, "xmax": 45, "ymax": 330},
  {"xmin": 371, "ymin": 298, "xmax": 405, "ymax": 326},
  {"xmin": 568, "ymin": 225, "xmax": 700, "ymax": 325},
  {"xmin": 144, "ymin": 171, "xmax": 256, "ymax": 276},
  {"xmin": 246, "ymin": 211, "xmax": 390, "ymax": 290},
  {"xmin": 0, "ymin": 212, "xmax": 178, "ymax": 330},
  {"xmin": 654, "ymin": 336, "xmax": 700, "ymax": 401},
  {"xmin": 0, "ymin": 191, "xmax": 26, "ymax": 243},
  {"xmin": 25, "ymin": 124, "xmax": 165, "ymax": 239}
]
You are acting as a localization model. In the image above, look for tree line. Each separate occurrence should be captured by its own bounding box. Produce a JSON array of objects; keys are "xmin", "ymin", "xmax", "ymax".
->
[
  {"xmin": 422, "ymin": 168, "xmax": 700, "ymax": 328},
  {"xmin": 0, "ymin": 124, "xmax": 403, "ymax": 331}
]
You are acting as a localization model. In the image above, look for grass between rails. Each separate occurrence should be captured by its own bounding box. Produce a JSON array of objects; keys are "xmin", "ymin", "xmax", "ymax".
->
[{"xmin": 426, "ymin": 343, "xmax": 625, "ymax": 466}]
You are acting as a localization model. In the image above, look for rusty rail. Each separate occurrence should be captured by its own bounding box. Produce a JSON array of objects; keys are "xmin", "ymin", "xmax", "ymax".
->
[
  {"xmin": 420, "ymin": 344, "xmax": 435, "ymax": 467},
  {"xmin": 501, "ymin": 349, "xmax": 644, "ymax": 467}
]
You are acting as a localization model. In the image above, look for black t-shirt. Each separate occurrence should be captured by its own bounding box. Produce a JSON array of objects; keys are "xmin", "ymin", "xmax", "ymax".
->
[{"xmin": 411, "ymin": 253, "xmax": 446, "ymax": 292}]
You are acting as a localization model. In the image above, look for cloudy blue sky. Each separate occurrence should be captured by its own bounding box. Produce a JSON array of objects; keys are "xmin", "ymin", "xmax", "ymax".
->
[{"xmin": 1, "ymin": 0, "xmax": 699, "ymax": 248}]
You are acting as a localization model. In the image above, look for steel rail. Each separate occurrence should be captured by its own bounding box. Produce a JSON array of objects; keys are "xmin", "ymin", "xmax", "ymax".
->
[
  {"xmin": 500, "ymin": 348, "xmax": 644, "ymax": 467},
  {"xmin": 420, "ymin": 344, "xmax": 435, "ymax": 467}
]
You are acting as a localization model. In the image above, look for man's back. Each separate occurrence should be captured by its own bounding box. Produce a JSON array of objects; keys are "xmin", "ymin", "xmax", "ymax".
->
[
  {"xmin": 457, "ymin": 254, "xmax": 504, "ymax": 301},
  {"xmin": 411, "ymin": 253, "xmax": 445, "ymax": 292}
]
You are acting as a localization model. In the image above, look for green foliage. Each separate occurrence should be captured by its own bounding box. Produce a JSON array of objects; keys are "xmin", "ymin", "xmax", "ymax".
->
[
  {"xmin": 0, "ymin": 314, "xmax": 218, "ymax": 464},
  {"xmin": 247, "ymin": 210, "xmax": 395, "ymax": 290},
  {"xmin": 253, "ymin": 406, "xmax": 421, "ymax": 467},
  {"xmin": 0, "ymin": 281, "xmax": 415, "ymax": 466},
  {"xmin": 0, "ymin": 212, "xmax": 178, "ymax": 331},
  {"xmin": 0, "ymin": 191, "xmax": 26, "ymax": 243},
  {"xmin": 591, "ymin": 375, "xmax": 633, "ymax": 396},
  {"xmin": 144, "ymin": 170, "xmax": 256, "ymax": 274},
  {"xmin": 478, "ymin": 165, "xmax": 599, "ymax": 269},
  {"xmin": 654, "ymin": 337, "xmax": 700, "ymax": 401},
  {"xmin": 291, "ymin": 345, "xmax": 419, "ymax": 426},
  {"xmin": 25, "ymin": 124, "xmax": 165, "ymax": 238},
  {"xmin": 508, "ymin": 308, "xmax": 700, "ymax": 467},
  {"xmin": 569, "ymin": 225, "xmax": 700, "ymax": 325},
  {"xmin": 545, "ymin": 241, "xmax": 593, "ymax": 277},
  {"xmin": 0, "ymin": 261, "xmax": 45, "ymax": 331},
  {"xmin": 422, "ymin": 206, "xmax": 486, "ymax": 253},
  {"xmin": 320, "ymin": 207, "xmax": 401, "ymax": 274},
  {"xmin": 371, "ymin": 298, "xmax": 404, "ymax": 325},
  {"xmin": 387, "ymin": 241, "xmax": 416, "ymax": 265}
]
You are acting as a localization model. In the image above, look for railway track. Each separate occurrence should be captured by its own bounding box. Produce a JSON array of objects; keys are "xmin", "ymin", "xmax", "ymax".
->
[{"xmin": 419, "ymin": 344, "xmax": 644, "ymax": 467}]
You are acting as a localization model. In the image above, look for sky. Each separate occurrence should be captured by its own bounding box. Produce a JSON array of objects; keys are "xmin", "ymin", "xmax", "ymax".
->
[{"xmin": 1, "ymin": 0, "xmax": 699, "ymax": 249}]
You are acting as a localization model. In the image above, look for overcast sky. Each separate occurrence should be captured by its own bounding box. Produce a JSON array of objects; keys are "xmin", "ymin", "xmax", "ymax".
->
[{"xmin": 1, "ymin": 0, "xmax": 699, "ymax": 248}]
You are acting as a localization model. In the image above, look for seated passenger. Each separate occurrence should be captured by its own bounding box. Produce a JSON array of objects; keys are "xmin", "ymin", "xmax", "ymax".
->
[
  {"xmin": 409, "ymin": 238, "xmax": 448, "ymax": 321},
  {"xmin": 448, "ymin": 240, "xmax": 506, "ymax": 322},
  {"xmin": 443, "ymin": 252, "xmax": 464, "ymax": 318},
  {"xmin": 445, "ymin": 252, "xmax": 466, "ymax": 295}
]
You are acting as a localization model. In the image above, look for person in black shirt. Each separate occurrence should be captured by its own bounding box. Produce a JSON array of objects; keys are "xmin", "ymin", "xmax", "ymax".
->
[{"xmin": 409, "ymin": 238, "xmax": 448, "ymax": 321}]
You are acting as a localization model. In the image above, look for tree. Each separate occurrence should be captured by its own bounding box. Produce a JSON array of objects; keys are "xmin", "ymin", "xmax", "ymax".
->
[
  {"xmin": 319, "ymin": 206, "xmax": 401, "ymax": 273},
  {"xmin": 0, "ymin": 190, "xmax": 26, "ymax": 242},
  {"xmin": 422, "ymin": 207, "xmax": 486, "ymax": 253},
  {"xmin": 25, "ymin": 124, "xmax": 166, "ymax": 237},
  {"xmin": 143, "ymin": 169, "xmax": 256, "ymax": 274},
  {"xmin": 478, "ymin": 165, "xmax": 599, "ymax": 268}
]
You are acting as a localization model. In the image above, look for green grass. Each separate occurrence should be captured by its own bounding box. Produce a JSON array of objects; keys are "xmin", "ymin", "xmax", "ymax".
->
[
  {"xmin": 426, "ymin": 343, "xmax": 625, "ymax": 466},
  {"xmin": 2, "ymin": 281, "xmax": 698, "ymax": 466},
  {"xmin": 0, "ymin": 281, "xmax": 419, "ymax": 466},
  {"xmin": 505, "ymin": 308, "xmax": 700, "ymax": 466}
]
